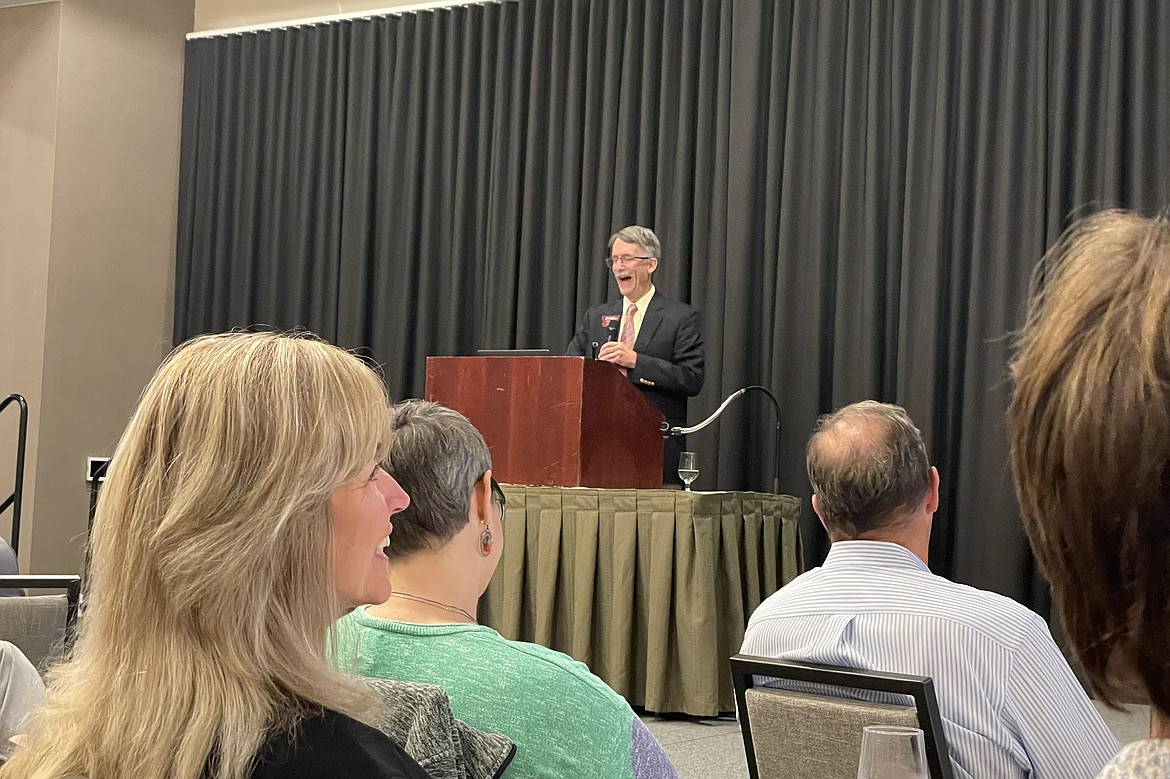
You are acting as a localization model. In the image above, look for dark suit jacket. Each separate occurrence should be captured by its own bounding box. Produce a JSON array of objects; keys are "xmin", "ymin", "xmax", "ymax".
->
[{"xmin": 565, "ymin": 292, "xmax": 705, "ymax": 428}]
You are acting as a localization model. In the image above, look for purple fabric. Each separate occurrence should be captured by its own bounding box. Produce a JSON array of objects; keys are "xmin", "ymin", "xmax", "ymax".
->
[{"xmin": 630, "ymin": 716, "xmax": 680, "ymax": 779}]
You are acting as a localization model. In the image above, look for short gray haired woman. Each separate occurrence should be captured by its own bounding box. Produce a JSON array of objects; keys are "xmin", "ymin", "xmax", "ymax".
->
[{"xmin": 339, "ymin": 400, "xmax": 678, "ymax": 779}]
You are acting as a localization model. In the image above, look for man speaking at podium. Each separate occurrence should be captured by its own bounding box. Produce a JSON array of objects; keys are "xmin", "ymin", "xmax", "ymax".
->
[{"xmin": 566, "ymin": 226, "xmax": 706, "ymax": 485}]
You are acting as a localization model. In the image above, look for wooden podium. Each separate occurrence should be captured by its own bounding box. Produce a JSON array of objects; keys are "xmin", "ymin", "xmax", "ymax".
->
[{"xmin": 425, "ymin": 356, "xmax": 665, "ymax": 489}]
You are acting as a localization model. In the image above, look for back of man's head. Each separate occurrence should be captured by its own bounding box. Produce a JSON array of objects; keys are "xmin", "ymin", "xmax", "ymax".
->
[{"xmin": 806, "ymin": 401, "xmax": 931, "ymax": 541}]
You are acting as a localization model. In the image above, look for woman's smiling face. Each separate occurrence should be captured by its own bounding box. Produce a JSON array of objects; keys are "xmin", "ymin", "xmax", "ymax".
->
[{"xmin": 329, "ymin": 462, "xmax": 410, "ymax": 610}]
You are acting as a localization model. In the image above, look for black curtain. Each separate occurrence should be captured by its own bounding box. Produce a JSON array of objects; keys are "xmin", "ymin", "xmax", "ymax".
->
[{"xmin": 176, "ymin": 0, "xmax": 1170, "ymax": 610}]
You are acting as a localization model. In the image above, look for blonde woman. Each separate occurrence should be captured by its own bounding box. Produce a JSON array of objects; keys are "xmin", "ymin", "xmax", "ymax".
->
[{"xmin": 0, "ymin": 332, "xmax": 429, "ymax": 779}]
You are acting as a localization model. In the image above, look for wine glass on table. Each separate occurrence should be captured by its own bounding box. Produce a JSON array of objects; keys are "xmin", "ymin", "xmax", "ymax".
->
[
  {"xmin": 678, "ymin": 451, "xmax": 699, "ymax": 491},
  {"xmin": 856, "ymin": 725, "xmax": 929, "ymax": 779}
]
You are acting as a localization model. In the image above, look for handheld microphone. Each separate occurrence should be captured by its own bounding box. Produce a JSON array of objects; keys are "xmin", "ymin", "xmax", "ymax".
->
[{"xmin": 601, "ymin": 314, "xmax": 621, "ymax": 342}]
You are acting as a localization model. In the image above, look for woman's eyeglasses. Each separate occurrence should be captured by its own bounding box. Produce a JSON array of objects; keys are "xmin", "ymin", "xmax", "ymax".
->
[{"xmin": 489, "ymin": 477, "xmax": 507, "ymax": 520}]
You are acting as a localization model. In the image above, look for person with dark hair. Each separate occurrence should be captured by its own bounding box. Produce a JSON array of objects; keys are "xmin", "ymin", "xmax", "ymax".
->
[
  {"xmin": 1009, "ymin": 210, "xmax": 1170, "ymax": 776},
  {"xmin": 337, "ymin": 400, "xmax": 678, "ymax": 779},
  {"xmin": 741, "ymin": 400, "xmax": 1117, "ymax": 779},
  {"xmin": 566, "ymin": 226, "xmax": 705, "ymax": 484}
]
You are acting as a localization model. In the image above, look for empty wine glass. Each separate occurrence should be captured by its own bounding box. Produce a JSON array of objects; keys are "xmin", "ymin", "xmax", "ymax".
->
[
  {"xmin": 857, "ymin": 725, "xmax": 928, "ymax": 779},
  {"xmin": 678, "ymin": 451, "xmax": 699, "ymax": 491}
]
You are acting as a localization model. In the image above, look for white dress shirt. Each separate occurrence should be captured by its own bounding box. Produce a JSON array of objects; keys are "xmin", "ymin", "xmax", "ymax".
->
[
  {"xmin": 741, "ymin": 541, "xmax": 1119, "ymax": 779},
  {"xmin": 620, "ymin": 285, "xmax": 656, "ymax": 345}
]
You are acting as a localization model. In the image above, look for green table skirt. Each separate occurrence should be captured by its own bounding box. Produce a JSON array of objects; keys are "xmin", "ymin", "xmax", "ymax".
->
[{"xmin": 479, "ymin": 487, "xmax": 803, "ymax": 715}]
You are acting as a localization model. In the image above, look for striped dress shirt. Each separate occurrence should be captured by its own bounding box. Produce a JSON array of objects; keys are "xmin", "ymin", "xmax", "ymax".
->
[{"xmin": 741, "ymin": 541, "xmax": 1119, "ymax": 779}]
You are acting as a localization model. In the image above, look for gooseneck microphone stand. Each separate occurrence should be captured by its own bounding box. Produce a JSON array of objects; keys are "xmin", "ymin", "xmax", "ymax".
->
[{"xmin": 660, "ymin": 386, "xmax": 782, "ymax": 494}]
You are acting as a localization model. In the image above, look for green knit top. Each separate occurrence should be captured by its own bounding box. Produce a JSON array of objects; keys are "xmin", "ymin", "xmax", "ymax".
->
[{"xmin": 336, "ymin": 608, "xmax": 676, "ymax": 779}]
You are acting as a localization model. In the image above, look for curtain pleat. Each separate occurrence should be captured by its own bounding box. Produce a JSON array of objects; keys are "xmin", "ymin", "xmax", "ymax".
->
[{"xmin": 175, "ymin": 0, "xmax": 1170, "ymax": 610}]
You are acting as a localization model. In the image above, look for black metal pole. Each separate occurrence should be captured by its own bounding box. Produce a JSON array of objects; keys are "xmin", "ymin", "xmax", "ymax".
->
[
  {"xmin": 664, "ymin": 385, "xmax": 783, "ymax": 494},
  {"xmin": 740, "ymin": 386, "xmax": 782, "ymax": 495},
  {"xmin": 0, "ymin": 394, "xmax": 28, "ymax": 555}
]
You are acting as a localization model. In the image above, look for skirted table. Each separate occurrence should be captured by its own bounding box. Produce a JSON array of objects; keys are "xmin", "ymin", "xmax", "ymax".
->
[{"xmin": 478, "ymin": 487, "xmax": 803, "ymax": 716}]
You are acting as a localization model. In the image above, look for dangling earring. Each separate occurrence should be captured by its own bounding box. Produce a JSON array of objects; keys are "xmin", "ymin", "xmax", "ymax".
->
[{"xmin": 480, "ymin": 525, "xmax": 493, "ymax": 557}]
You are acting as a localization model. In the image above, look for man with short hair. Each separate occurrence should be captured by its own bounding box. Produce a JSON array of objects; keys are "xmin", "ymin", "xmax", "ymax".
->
[
  {"xmin": 741, "ymin": 400, "xmax": 1118, "ymax": 779},
  {"xmin": 566, "ymin": 226, "xmax": 705, "ymax": 484}
]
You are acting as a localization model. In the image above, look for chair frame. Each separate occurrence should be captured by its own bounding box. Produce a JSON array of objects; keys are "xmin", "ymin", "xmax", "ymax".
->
[
  {"xmin": 0, "ymin": 575, "xmax": 82, "ymax": 637},
  {"xmin": 730, "ymin": 653, "xmax": 955, "ymax": 779}
]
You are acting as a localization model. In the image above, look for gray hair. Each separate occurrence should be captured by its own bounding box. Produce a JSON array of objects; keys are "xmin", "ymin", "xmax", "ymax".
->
[
  {"xmin": 806, "ymin": 401, "xmax": 931, "ymax": 539},
  {"xmin": 609, "ymin": 225, "xmax": 662, "ymax": 260},
  {"xmin": 384, "ymin": 400, "xmax": 492, "ymax": 559}
]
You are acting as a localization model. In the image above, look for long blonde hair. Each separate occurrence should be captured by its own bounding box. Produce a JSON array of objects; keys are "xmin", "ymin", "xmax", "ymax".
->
[{"xmin": 2, "ymin": 331, "xmax": 392, "ymax": 779}]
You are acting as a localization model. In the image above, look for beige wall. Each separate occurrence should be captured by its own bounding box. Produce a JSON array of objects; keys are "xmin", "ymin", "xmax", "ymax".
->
[
  {"xmin": 0, "ymin": 0, "xmax": 193, "ymax": 574},
  {"xmin": 194, "ymin": 0, "xmax": 456, "ymax": 33},
  {"xmin": 2, "ymin": 0, "xmax": 448, "ymax": 575},
  {"xmin": 0, "ymin": 2, "xmax": 60, "ymax": 569}
]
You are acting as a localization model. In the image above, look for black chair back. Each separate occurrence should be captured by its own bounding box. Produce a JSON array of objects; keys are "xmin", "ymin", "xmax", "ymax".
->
[{"xmin": 730, "ymin": 654, "xmax": 955, "ymax": 779}]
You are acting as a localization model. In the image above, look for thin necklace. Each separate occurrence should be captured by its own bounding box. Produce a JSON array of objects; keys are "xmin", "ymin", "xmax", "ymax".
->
[{"xmin": 387, "ymin": 591, "xmax": 477, "ymax": 624}]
